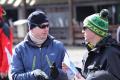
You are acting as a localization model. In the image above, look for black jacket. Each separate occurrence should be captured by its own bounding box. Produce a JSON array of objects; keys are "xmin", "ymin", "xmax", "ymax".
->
[{"xmin": 82, "ymin": 35, "xmax": 120, "ymax": 80}]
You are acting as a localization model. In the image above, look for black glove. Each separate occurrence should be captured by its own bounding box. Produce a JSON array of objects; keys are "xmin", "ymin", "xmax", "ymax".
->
[
  {"xmin": 50, "ymin": 63, "xmax": 59, "ymax": 79},
  {"xmin": 32, "ymin": 69, "xmax": 49, "ymax": 80}
]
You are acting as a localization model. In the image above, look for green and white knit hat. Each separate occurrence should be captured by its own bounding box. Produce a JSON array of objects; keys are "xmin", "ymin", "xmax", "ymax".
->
[{"xmin": 83, "ymin": 9, "xmax": 109, "ymax": 37}]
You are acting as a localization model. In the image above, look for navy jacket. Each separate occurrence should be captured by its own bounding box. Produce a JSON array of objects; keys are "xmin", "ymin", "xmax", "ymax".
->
[{"xmin": 10, "ymin": 35, "xmax": 68, "ymax": 80}]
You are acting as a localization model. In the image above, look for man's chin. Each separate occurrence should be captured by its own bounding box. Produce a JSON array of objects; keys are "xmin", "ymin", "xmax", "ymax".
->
[{"xmin": 41, "ymin": 36, "xmax": 47, "ymax": 40}]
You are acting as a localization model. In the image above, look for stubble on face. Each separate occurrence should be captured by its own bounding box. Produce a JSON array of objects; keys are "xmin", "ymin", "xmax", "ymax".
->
[{"xmin": 31, "ymin": 27, "xmax": 49, "ymax": 40}]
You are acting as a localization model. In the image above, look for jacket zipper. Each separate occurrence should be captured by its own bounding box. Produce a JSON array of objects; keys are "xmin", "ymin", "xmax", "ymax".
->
[
  {"xmin": 40, "ymin": 48, "xmax": 43, "ymax": 70},
  {"xmin": 32, "ymin": 56, "xmax": 36, "ymax": 70}
]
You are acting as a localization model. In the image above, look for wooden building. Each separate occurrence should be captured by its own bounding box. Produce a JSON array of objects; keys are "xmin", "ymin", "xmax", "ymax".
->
[{"xmin": 2, "ymin": 0, "xmax": 120, "ymax": 45}]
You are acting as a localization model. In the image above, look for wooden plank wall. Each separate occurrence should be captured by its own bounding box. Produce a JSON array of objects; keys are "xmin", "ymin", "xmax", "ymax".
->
[{"xmin": 13, "ymin": 25, "xmax": 119, "ymax": 46}]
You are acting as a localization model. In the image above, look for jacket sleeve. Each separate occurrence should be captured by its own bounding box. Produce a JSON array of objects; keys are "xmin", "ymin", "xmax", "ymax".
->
[
  {"xmin": 10, "ymin": 47, "xmax": 35, "ymax": 80},
  {"xmin": 56, "ymin": 69, "xmax": 68, "ymax": 80},
  {"xmin": 56, "ymin": 45, "xmax": 69, "ymax": 80},
  {"xmin": 0, "ymin": 28, "xmax": 10, "ymax": 73},
  {"xmin": 106, "ymin": 47, "xmax": 120, "ymax": 80},
  {"xmin": 86, "ymin": 70, "xmax": 117, "ymax": 80}
]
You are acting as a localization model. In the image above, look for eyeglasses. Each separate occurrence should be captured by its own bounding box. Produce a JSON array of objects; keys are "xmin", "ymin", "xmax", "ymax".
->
[
  {"xmin": 38, "ymin": 24, "xmax": 49, "ymax": 29},
  {"xmin": 82, "ymin": 27, "xmax": 88, "ymax": 31},
  {"xmin": 29, "ymin": 22, "xmax": 49, "ymax": 29}
]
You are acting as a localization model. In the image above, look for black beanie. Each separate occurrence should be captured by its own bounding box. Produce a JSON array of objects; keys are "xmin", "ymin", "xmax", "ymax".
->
[{"xmin": 27, "ymin": 10, "xmax": 48, "ymax": 30}]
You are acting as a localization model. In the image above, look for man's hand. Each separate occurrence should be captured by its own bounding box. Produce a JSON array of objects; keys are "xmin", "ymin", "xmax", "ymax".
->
[
  {"xmin": 50, "ymin": 63, "xmax": 59, "ymax": 79},
  {"xmin": 31, "ymin": 69, "xmax": 49, "ymax": 80}
]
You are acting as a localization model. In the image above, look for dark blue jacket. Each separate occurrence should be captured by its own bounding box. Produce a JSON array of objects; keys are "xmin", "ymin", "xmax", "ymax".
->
[{"xmin": 10, "ymin": 35, "xmax": 68, "ymax": 80}]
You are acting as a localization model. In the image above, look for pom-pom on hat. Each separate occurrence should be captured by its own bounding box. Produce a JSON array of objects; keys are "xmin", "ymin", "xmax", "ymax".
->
[
  {"xmin": 27, "ymin": 10, "xmax": 48, "ymax": 30},
  {"xmin": 83, "ymin": 9, "xmax": 109, "ymax": 37}
]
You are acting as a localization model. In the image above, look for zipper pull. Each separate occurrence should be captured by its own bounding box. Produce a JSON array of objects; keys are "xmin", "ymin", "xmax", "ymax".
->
[{"xmin": 32, "ymin": 56, "xmax": 36, "ymax": 70}]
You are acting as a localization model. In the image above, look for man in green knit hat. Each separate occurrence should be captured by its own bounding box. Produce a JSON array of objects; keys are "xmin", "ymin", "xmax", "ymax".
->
[
  {"xmin": 83, "ymin": 9, "xmax": 109, "ymax": 46},
  {"xmin": 79, "ymin": 9, "xmax": 120, "ymax": 80}
]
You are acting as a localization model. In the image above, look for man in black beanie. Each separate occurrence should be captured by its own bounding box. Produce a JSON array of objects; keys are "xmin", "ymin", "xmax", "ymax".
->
[
  {"xmin": 10, "ymin": 10, "xmax": 68, "ymax": 80},
  {"xmin": 27, "ymin": 10, "xmax": 49, "ymax": 30}
]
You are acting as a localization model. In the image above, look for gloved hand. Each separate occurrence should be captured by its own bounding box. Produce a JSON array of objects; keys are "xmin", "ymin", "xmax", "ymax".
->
[
  {"xmin": 31, "ymin": 69, "xmax": 49, "ymax": 80},
  {"xmin": 50, "ymin": 63, "xmax": 59, "ymax": 79}
]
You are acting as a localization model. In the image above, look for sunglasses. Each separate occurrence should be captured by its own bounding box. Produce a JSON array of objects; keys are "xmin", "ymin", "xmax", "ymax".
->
[
  {"xmin": 38, "ymin": 24, "xmax": 49, "ymax": 29},
  {"xmin": 82, "ymin": 27, "xmax": 88, "ymax": 31},
  {"xmin": 29, "ymin": 22, "xmax": 49, "ymax": 29}
]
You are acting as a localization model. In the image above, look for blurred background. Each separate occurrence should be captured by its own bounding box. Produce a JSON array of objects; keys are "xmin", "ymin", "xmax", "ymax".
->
[
  {"xmin": 0, "ymin": 0, "xmax": 120, "ymax": 66},
  {"xmin": 1, "ymin": 0, "xmax": 120, "ymax": 46}
]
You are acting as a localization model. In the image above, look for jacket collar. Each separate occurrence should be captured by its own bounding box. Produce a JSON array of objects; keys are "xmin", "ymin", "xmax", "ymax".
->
[
  {"xmin": 87, "ymin": 35, "xmax": 117, "ymax": 54},
  {"xmin": 24, "ymin": 34, "xmax": 54, "ymax": 48},
  {"xmin": 95, "ymin": 35, "xmax": 116, "ymax": 48}
]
